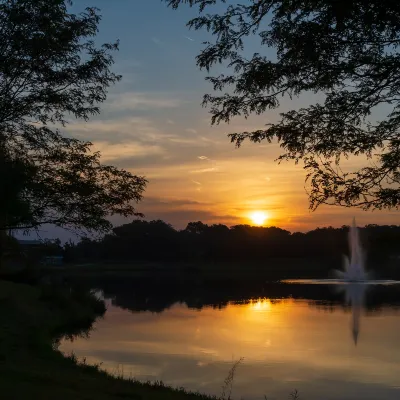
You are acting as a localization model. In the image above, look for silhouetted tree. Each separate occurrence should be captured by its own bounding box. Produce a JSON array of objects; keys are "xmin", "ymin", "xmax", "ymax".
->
[
  {"xmin": 0, "ymin": 141, "xmax": 37, "ymax": 268},
  {"xmin": 165, "ymin": 0, "xmax": 400, "ymax": 211},
  {"xmin": 0, "ymin": 141, "xmax": 36, "ymax": 231},
  {"xmin": 97, "ymin": 220, "xmax": 181, "ymax": 262},
  {"xmin": 184, "ymin": 221, "xmax": 210, "ymax": 235},
  {"xmin": 0, "ymin": 0, "xmax": 146, "ymax": 234},
  {"xmin": 66, "ymin": 219, "xmax": 400, "ymax": 278}
]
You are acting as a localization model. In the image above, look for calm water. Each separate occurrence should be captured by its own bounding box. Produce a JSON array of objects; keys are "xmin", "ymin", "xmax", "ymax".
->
[{"xmin": 60, "ymin": 284, "xmax": 400, "ymax": 400}]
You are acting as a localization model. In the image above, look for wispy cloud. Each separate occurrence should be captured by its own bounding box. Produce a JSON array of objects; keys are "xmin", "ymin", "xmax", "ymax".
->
[
  {"xmin": 186, "ymin": 128, "xmax": 198, "ymax": 134},
  {"xmin": 193, "ymin": 154, "xmax": 218, "ymax": 173},
  {"xmin": 166, "ymin": 136, "xmax": 216, "ymax": 147},
  {"xmin": 191, "ymin": 167, "xmax": 218, "ymax": 174},
  {"xmin": 184, "ymin": 36, "xmax": 194, "ymax": 42},
  {"xmin": 167, "ymin": 119, "xmax": 175, "ymax": 125},
  {"xmin": 142, "ymin": 197, "xmax": 210, "ymax": 208},
  {"xmin": 192, "ymin": 180, "xmax": 202, "ymax": 191},
  {"xmin": 92, "ymin": 141, "xmax": 165, "ymax": 162},
  {"xmin": 67, "ymin": 117, "xmax": 164, "ymax": 144},
  {"xmin": 107, "ymin": 92, "xmax": 181, "ymax": 112}
]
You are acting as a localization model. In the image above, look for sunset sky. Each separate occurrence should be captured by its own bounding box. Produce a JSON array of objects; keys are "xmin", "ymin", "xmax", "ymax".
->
[{"xmin": 62, "ymin": 0, "xmax": 400, "ymax": 235}]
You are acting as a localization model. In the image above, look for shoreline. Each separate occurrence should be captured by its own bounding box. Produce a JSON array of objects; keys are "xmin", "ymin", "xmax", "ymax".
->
[
  {"xmin": 40, "ymin": 257, "xmax": 400, "ymax": 281},
  {"xmin": 0, "ymin": 279, "xmax": 216, "ymax": 400}
]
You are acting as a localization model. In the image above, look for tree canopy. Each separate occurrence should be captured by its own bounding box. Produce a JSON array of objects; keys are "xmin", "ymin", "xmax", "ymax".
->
[
  {"xmin": 0, "ymin": 0, "xmax": 146, "ymax": 233},
  {"xmin": 164, "ymin": 0, "xmax": 400, "ymax": 210},
  {"xmin": 0, "ymin": 140, "xmax": 36, "ymax": 230},
  {"xmin": 64, "ymin": 219, "xmax": 400, "ymax": 271}
]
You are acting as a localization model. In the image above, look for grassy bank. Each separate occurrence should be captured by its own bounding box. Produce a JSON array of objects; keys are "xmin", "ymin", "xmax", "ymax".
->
[
  {"xmin": 42, "ymin": 258, "xmax": 339, "ymax": 282},
  {"xmin": 43, "ymin": 255, "xmax": 400, "ymax": 284},
  {"xmin": 0, "ymin": 280, "xmax": 215, "ymax": 400}
]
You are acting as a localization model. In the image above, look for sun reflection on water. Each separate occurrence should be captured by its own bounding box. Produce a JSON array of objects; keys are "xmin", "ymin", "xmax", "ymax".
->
[
  {"xmin": 248, "ymin": 298, "xmax": 272, "ymax": 312},
  {"xmin": 60, "ymin": 294, "xmax": 400, "ymax": 400}
]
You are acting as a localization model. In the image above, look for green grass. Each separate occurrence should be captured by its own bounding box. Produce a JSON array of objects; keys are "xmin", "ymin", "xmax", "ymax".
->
[{"xmin": 0, "ymin": 280, "xmax": 216, "ymax": 400}]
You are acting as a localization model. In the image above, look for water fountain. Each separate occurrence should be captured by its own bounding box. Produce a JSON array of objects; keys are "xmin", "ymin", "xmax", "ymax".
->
[
  {"xmin": 334, "ymin": 217, "xmax": 369, "ymax": 282},
  {"xmin": 282, "ymin": 218, "xmax": 400, "ymax": 345},
  {"xmin": 283, "ymin": 218, "xmax": 398, "ymax": 285}
]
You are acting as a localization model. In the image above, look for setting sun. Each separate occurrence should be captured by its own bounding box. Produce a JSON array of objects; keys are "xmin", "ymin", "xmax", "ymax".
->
[{"xmin": 250, "ymin": 211, "xmax": 269, "ymax": 226}]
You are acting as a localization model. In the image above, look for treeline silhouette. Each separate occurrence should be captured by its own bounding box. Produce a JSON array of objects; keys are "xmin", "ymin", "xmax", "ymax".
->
[{"xmin": 64, "ymin": 220, "xmax": 400, "ymax": 267}]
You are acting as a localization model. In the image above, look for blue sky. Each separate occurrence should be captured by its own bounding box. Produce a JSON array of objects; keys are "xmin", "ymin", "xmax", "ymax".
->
[{"xmin": 29, "ymin": 0, "xmax": 400, "ymax": 241}]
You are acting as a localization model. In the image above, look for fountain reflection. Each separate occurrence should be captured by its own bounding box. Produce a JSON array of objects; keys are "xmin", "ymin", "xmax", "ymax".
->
[
  {"xmin": 283, "ymin": 217, "xmax": 400, "ymax": 345},
  {"xmin": 336, "ymin": 283, "xmax": 368, "ymax": 345}
]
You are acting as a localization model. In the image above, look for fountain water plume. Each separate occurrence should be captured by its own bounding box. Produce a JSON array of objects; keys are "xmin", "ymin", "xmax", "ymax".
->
[
  {"xmin": 334, "ymin": 217, "xmax": 369, "ymax": 281},
  {"xmin": 282, "ymin": 217, "xmax": 400, "ymax": 346}
]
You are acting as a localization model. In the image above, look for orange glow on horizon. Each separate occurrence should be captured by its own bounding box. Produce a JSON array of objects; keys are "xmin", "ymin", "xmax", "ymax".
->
[{"xmin": 249, "ymin": 211, "xmax": 269, "ymax": 226}]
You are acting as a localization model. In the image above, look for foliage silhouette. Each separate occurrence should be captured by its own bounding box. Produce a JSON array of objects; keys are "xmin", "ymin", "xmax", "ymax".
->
[
  {"xmin": 0, "ymin": 0, "xmax": 146, "ymax": 234},
  {"xmin": 0, "ymin": 141, "xmax": 36, "ymax": 230},
  {"xmin": 164, "ymin": 0, "xmax": 400, "ymax": 211},
  {"xmin": 65, "ymin": 220, "xmax": 400, "ymax": 278}
]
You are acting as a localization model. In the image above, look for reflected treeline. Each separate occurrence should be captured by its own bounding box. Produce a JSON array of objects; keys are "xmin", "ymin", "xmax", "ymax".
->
[
  {"xmin": 63, "ymin": 221, "xmax": 400, "ymax": 278},
  {"xmin": 68, "ymin": 277, "xmax": 400, "ymax": 315}
]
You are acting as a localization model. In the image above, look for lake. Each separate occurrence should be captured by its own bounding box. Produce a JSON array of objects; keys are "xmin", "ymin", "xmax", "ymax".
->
[{"xmin": 60, "ymin": 282, "xmax": 400, "ymax": 400}]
